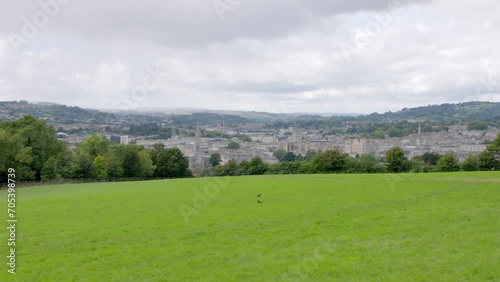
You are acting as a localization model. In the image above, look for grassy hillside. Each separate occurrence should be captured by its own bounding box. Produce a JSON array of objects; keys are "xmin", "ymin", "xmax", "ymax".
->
[{"xmin": 1, "ymin": 173, "xmax": 499, "ymax": 281}]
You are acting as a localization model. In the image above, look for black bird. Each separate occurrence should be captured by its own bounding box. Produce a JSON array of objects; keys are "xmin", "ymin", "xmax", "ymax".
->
[
  {"xmin": 258, "ymin": 200, "xmax": 263, "ymax": 204},
  {"xmin": 256, "ymin": 194, "xmax": 261, "ymax": 197}
]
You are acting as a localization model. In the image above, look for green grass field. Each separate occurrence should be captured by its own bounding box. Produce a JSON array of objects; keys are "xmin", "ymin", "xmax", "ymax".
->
[{"xmin": 1, "ymin": 172, "xmax": 499, "ymax": 281}]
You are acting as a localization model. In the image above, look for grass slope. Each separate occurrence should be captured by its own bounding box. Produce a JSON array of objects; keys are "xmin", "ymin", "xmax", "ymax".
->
[{"xmin": 1, "ymin": 172, "xmax": 499, "ymax": 281}]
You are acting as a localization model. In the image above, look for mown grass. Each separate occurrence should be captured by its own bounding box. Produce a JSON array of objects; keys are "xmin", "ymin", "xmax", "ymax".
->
[{"xmin": 1, "ymin": 172, "xmax": 499, "ymax": 281}]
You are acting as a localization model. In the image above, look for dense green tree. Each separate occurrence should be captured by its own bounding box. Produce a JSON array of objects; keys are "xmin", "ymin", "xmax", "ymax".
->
[
  {"xmin": 209, "ymin": 153, "xmax": 222, "ymax": 167},
  {"xmin": 436, "ymin": 152, "xmax": 460, "ymax": 172},
  {"xmin": 478, "ymin": 150, "xmax": 499, "ymax": 171},
  {"xmin": 72, "ymin": 135, "xmax": 109, "ymax": 178},
  {"xmin": 268, "ymin": 162, "xmax": 302, "ymax": 174},
  {"xmin": 248, "ymin": 156, "xmax": 268, "ymax": 175},
  {"xmin": 312, "ymin": 148, "xmax": 347, "ymax": 173},
  {"xmin": 344, "ymin": 157, "xmax": 361, "ymax": 173},
  {"xmin": 40, "ymin": 141, "xmax": 73, "ymax": 180},
  {"xmin": 79, "ymin": 135, "xmax": 109, "ymax": 159},
  {"xmin": 303, "ymin": 150, "xmax": 318, "ymax": 162},
  {"xmin": 93, "ymin": 155, "xmax": 108, "ymax": 178},
  {"xmin": 72, "ymin": 151, "xmax": 96, "ymax": 178},
  {"xmin": 487, "ymin": 133, "xmax": 500, "ymax": 160},
  {"xmin": 122, "ymin": 145, "xmax": 142, "ymax": 177},
  {"xmin": 461, "ymin": 154, "xmax": 479, "ymax": 171},
  {"xmin": 409, "ymin": 157, "xmax": 427, "ymax": 173},
  {"xmin": 13, "ymin": 144, "xmax": 36, "ymax": 180},
  {"xmin": 274, "ymin": 150, "xmax": 297, "ymax": 162},
  {"xmin": 41, "ymin": 156, "xmax": 60, "ymax": 180},
  {"xmin": 298, "ymin": 162, "xmax": 316, "ymax": 174},
  {"xmin": 360, "ymin": 153, "xmax": 376, "ymax": 163},
  {"xmin": 0, "ymin": 115, "xmax": 67, "ymax": 180},
  {"xmin": 138, "ymin": 150, "xmax": 156, "ymax": 177},
  {"xmin": 0, "ymin": 129, "xmax": 23, "ymax": 182},
  {"xmin": 106, "ymin": 144, "xmax": 125, "ymax": 177},
  {"xmin": 150, "ymin": 143, "xmax": 165, "ymax": 167},
  {"xmin": 214, "ymin": 159, "xmax": 238, "ymax": 176},
  {"xmin": 154, "ymin": 148, "xmax": 191, "ymax": 178},
  {"xmin": 201, "ymin": 168, "xmax": 215, "ymax": 177},
  {"xmin": 273, "ymin": 149, "xmax": 287, "ymax": 162},
  {"xmin": 420, "ymin": 152, "xmax": 442, "ymax": 166},
  {"xmin": 359, "ymin": 159, "xmax": 376, "ymax": 173},
  {"xmin": 227, "ymin": 140, "xmax": 240, "ymax": 150},
  {"xmin": 237, "ymin": 160, "xmax": 251, "ymax": 175},
  {"xmin": 385, "ymin": 146, "xmax": 410, "ymax": 173},
  {"xmin": 283, "ymin": 152, "xmax": 297, "ymax": 162}
]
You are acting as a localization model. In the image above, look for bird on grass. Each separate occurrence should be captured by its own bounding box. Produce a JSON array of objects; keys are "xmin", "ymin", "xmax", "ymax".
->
[
  {"xmin": 258, "ymin": 200, "xmax": 263, "ymax": 204},
  {"xmin": 256, "ymin": 194, "xmax": 261, "ymax": 197}
]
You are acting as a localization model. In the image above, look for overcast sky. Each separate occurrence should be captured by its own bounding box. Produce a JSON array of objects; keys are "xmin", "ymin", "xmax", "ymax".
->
[{"xmin": 1, "ymin": 0, "xmax": 499, "ymax": 114}]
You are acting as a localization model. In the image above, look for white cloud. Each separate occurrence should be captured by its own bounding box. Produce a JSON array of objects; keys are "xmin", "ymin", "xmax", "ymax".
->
[
  {"xmin": 0, "ymin": 0, "xmax": 499, "ymax": 113},
  {"xmin": 90, "ymin": 62, "xmax": 130, "ymax": 97}
]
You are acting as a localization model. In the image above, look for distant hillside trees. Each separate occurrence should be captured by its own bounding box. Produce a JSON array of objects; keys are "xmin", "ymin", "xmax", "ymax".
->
[
  {"xmin": 127, "ymin": 123, "xmax": 172, "ymax": 138},
  {"xmin": 467, "ymin": 120, "xmax": 488, "ymax": 131}
]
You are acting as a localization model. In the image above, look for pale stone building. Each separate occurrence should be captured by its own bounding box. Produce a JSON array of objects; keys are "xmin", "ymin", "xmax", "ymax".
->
[{"xmin": 344, "ymin": 138, "xmax": 379, "ymax": 156}]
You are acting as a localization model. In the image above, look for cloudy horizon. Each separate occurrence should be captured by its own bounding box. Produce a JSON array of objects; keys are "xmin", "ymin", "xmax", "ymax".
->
[{"xmin": 1, "ymin": 0, "xmax": 499, "ymax": 114}]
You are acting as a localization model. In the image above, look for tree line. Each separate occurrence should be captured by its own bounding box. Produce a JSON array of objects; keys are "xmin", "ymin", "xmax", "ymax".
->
[
  {"xmin": 0, "ymin": 116, "xmax": 191, "ymax": 183},
  {"xmin": 1, "ymin": 115, "xmax": 499, "ymax": 183},
  {"xmin": 203, "ymin": 136, "xmax": 500, "ymax": 177}
]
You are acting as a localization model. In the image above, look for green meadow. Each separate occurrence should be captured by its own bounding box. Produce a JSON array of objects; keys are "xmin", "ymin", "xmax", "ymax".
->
[{"xmin": 1, "ymin": 172, "xmax": 499, "ymax": 281}]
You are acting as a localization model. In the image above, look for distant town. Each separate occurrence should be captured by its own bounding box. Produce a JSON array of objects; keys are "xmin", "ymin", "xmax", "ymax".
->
[{"xmin": 1, "ymin": 100, "xmax": 498, "ymax": 173}]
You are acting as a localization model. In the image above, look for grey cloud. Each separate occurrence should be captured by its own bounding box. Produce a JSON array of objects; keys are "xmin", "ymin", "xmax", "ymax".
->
[
  {"xmin": 219, "ymin": 81, "xmax": 320, "ymax": 94},
  {"xmin": 2, "ymin": 0, "xmax": 428, "ymax": 47},
  {"xmin": 1, "ymin": 0, "xmax": 499, "ymax": 114}
]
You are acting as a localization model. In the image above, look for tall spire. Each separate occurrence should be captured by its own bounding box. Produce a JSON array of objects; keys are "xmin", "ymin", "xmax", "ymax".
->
[
  {"xmin": 195, "ymin": 120, "xmax": 201, "ymax": 155},
  {"xmin": 416, "ymin": 122, "xmax": 422, "ymax": 146}
]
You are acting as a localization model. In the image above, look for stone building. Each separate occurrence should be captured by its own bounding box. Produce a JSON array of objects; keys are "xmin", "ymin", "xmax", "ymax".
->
[{"xmin": 344, "ymin": 137, "xmax": 379, "ymax": 156}]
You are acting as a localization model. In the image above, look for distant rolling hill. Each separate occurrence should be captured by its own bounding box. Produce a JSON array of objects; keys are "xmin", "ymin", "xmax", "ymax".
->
[
  {"xmin": 360, "ymin": 101, "xmax": 500, "ymax": 122},
  {"xmin": 0, "ymin": 101, "xmax": 498, "ymax": 125}
]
